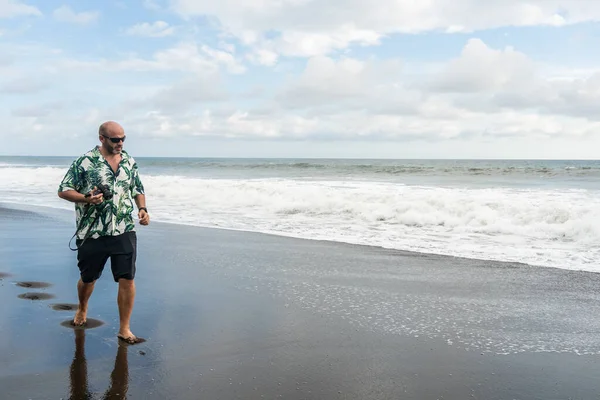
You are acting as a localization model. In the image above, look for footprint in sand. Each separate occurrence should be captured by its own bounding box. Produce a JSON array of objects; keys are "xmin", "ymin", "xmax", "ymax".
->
[
  {"xmin": 15, "ymin": 281, "xmax": 55, "ymax": 300},
  {"xmin": 60, "ymin": 318, "xmax": 105, "ymax": 330},
  {"xmin": 15, "ymin": 281, "xmax": 53, "ymax": 289},
  {"xmin": 50, "ymin": 303, "xmax": 79, "ymax": 311},
  {"xmin": 15, "ymin": 281, "xmax": 56, "ymax": 301},
  {"xmin": 51, "ymin": 305, "xmax": 106, "ymax": 331},
  {"xmin": 52, "ymin": 304, "xmax": 106, "ymax": 331},
  {"xmin": 10, "ymin": 279, "xmax": 106, "ymax": 331},
  {"xmin": 17, "ymin": 292, "xmax": 56, "ymax": 301}
]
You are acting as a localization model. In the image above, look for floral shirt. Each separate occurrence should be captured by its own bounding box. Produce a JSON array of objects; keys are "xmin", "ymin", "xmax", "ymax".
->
[{"xmin": 58, "ymin": 146, "xmax": 145, "ymax": 240}]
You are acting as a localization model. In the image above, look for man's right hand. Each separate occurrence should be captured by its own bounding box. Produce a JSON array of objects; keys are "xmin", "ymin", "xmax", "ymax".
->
[{"xmin": 84, "ymin": 187, "xmax": 104, "ymax": 205}]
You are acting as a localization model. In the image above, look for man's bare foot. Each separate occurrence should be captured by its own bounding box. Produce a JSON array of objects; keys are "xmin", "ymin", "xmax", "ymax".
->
[
  {"xmin": 117, "ymin": 329, "xmax": 145, "ymax": 344},
  {"xmin": 72, "ymin": 307, "xmax": 87, "ymax": 326}
]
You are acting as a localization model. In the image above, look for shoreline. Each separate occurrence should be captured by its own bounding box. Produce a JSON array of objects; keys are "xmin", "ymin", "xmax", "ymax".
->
[
  {"xmin": 2, "ymin": 203, "xmax": 600, "ymax": 398},
  {"xmin": 0, "ymin": 201, "xmax": 585, "ymax": 275}
]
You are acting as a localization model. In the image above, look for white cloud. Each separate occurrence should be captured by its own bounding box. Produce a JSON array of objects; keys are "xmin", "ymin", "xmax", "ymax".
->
[
  {"xmin": 411, "ymin": 40, "xmax": 600, "ymax": 122},
  {"xmin": 53, "ymin": 5, "xmax": 99, "ymax": 25},
  {"xmin": 489, "ymin": 72, "xmax": 600, "ymax": 120},
  {"xmin": 246, "ymin": 48, "xmax": 278, "ymax": 66},
  {"xmin": 11, "ymin": 101, "xmax": 64, "ymax": 117},
  {"xmin": 143, "ymin": 0, "xmax": 162, "ymax": 10},
  {"xmin": 3, "ymin": 37, "xmax": 600, "ymax": 154},
  {"xmin": 172, "ymin": 0, "xmax": 600, "ymax": 58},
  {"xmin": 57, "ymin": 42, "xmax": 245, "ymax": 74},
  {"xmin": 173, "ymin": 0, "xmax": 600, "ymax": 32},
  {"xmin": 246, "ymin": 25, "xmax": 383, "ymax": 62},
  {"xmin": 0, "ymin": 0, "xmax": 41, "ymax": 18},
  {"xmin": 200, "ymin": 45, "xmax": 246, "ymax": 74},
  {"xmin": 125, "ymin": 21, "xmax": 175, "ymax": 37},
  {"xmin": 1, "ymin": 78, "xmax": 48, "ymax": 94},
  {"xmin": 429, "ymin": 38, "xmax": 536, "ymax": 93},
  {"xmin": 277, "ymin": 56, "xmax": 404, "ymax": 109},
  {"xmin": 307, "ymin": 40, "xmax": 600, "ymax": 124},
  {"xmin": 115, "ymin": 105, "xmax": 600, "ymax": 144},
  {"xmin": 151, "ymin": 38, "xmax": 597, "ymax": 142},
  {"xmin": 123, "ymin": 74, "xmax": 229, "ymax": 114},
  {"xmin": 0, "ymin": 53, "xmax": 12, "ymax": 67}
]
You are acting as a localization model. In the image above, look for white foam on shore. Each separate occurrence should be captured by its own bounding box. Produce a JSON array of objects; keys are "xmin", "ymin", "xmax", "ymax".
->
[
  {"xmin": 239, "ymin": 275, "xmax": 600, "ymax": 356},
  {"xmin": 1, "ymin": 166, "xmax": 599, "ymax": 272}
]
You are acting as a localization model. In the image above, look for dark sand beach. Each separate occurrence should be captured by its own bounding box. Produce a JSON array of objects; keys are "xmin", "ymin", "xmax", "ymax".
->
[{"xmin": 2, "ymin": 203, "xmax": 600, "ymax": 399}]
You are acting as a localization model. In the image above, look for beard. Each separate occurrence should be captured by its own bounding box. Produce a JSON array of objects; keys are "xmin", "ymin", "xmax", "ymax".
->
[{"xmin": 103, "ymin": 142, "xmax": 122, "ymax": 154}]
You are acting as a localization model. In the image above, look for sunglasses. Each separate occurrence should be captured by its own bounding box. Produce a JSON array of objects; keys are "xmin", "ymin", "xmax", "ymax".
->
[{"xmin": 102, "ymin": 134, "xmax": 126, "ymax": 143}]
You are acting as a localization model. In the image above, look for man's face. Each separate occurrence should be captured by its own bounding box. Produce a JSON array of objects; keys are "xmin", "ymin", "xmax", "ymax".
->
[{"xmin": 100, "ymin": 132, "xmax": 126, "ymax": 155}]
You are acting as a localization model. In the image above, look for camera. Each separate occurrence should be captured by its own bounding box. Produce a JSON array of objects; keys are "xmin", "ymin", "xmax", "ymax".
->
[{"xmin": 93, "ymin": 183, "xmax": 113, "ymax": 200}]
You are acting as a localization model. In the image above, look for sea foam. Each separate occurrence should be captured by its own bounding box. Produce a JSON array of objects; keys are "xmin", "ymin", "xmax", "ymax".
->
[{"xmin": 1, "ymin": 165, "xmax": 597, "ymax": 272}]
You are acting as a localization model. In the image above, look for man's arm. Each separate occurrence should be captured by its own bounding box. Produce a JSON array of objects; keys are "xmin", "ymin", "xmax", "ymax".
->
[
  {"xmin": 57, "ymin": 158, "xmax": 95, "ymax": 203},
  {"xmin": 130, "ymin": 159, "xmax": 148, "ymax": 225},
  {"xmin": 134, "ymin": 194, "xmax": 146, "ymax": 210},
  {"xmin": 135, "ymin": 194, "xmax": 150, "ymax": 225},
  {"xmin": 58, "ymin": 190, "xmax": 86, "ymax": 203},
  {"xmin": 58, "ymin": 189, "xmax": 103, "ymax": 205}
]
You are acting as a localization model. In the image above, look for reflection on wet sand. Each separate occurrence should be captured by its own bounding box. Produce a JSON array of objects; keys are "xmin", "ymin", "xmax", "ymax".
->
[{"xmin": 69, "ymin": 329, "xmax": 130, "ymax": 400}]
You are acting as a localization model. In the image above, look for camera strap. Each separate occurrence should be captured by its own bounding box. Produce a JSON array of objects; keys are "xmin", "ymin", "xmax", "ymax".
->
[{"xmin": 68, "ymin": 204, "xmax": 103, "ymax": 251}]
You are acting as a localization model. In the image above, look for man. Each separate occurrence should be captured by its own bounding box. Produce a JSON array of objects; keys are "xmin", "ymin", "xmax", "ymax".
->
[{"xmin": 58, "ymin": 121, "xmax": 149, "ymax": 344}]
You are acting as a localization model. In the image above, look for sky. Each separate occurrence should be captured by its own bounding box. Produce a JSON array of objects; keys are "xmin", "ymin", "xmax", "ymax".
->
[{"xmin": 1, "ymin": 0, "xmax": 600, "ymax": 159}]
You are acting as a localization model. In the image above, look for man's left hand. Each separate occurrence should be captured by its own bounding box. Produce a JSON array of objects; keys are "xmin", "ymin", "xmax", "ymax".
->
[{"xmin": 138, "ymin": 209, "xmax": 150, "ymax": 225}]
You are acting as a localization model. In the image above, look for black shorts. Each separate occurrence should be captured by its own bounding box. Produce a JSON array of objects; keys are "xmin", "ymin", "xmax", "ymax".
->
[{"xmin": 76, "ymin": 231, "xmax": 137, "ymax": 283}]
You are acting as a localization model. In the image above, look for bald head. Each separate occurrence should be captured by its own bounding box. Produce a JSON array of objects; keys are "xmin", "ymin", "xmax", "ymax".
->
[
  {"xmin": 98, "ymin": 121, "xmax": 126, "ymax": 156},
  {"xmin": 99, "ymin": 121, "xmax": 124, "ymax": 137}
]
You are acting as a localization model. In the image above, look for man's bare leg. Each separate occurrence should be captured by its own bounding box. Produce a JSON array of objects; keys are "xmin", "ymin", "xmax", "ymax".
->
[
  {"xmin": 74, "ymin": 278, "xmax": 95, "ymax": 326},
  {"xmin": 117, "ymin": 278, "xmax": 137, "ymax": 342}
]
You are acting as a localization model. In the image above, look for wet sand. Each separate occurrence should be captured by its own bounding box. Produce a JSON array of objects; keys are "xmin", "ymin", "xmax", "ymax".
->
[{"xmin": 1, "ymin": 203, "xmax": 600, "ymax": 399}]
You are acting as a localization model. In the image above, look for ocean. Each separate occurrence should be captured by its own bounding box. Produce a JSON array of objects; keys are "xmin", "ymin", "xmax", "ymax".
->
[{"xmin": 1, "ymin": 155, "xmax": 599, "ymax": 272}]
